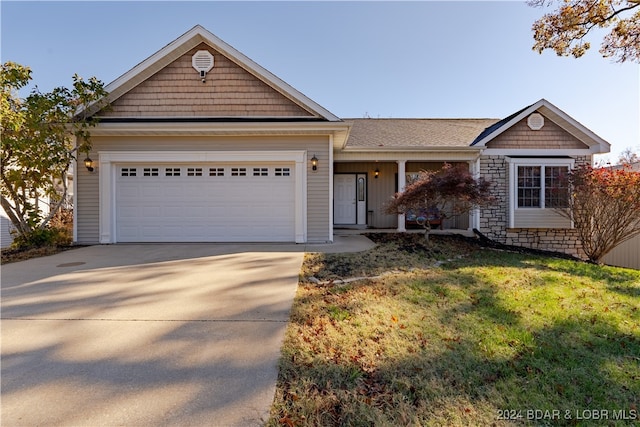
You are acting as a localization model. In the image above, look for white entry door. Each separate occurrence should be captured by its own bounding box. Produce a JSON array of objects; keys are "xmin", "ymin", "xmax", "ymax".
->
[{"xmin": 334, "ymin": 174, "xmax": 357, "ymax": 224}]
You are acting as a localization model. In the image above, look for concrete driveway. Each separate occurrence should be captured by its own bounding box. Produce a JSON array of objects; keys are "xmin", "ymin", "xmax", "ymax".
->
[{"xmin": 1, "ymin": 244, "xmax": 308, "ymax": 427}]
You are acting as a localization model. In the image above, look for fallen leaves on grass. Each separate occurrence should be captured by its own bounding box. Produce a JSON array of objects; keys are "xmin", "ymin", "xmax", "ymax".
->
[{"xmin": 269, "ymin": 236, "xmax": 640, "ymax": 426}]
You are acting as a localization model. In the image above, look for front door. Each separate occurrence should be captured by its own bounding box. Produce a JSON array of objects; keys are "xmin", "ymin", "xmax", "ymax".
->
[
  {"xmin": 334, "ymin": 174, "xmax": 356, "ymax": 224},
  {"xmin": 334, "ymin": 174, "xmax": 367, "ymax": 225}
]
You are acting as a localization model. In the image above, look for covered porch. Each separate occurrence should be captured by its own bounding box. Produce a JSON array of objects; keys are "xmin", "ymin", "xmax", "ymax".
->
[{"xmin": 332, "ymin": 159, "xmax": 480, "ymax": 232}]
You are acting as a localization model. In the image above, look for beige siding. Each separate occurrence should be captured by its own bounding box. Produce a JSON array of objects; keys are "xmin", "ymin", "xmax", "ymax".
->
[
  {"xmin": 306, "ymin": 142, "xmax": 331, "ymax": 242},
  {"xmin": 334, "ymin": 162, "xmax": 397, "ymax": 228},
  {"xmin": 1, "ymin": 207, "xmax": 14, "ymax": 248},
  {"xmin": 514, "ymin": 209, "xmax": 572, "ymax": 228},
  {"xmin": 76, "ymin": 135, "xmax": 330, "ymax": 244},
  {"xmin": 76, "ymin": 157, "xmax": 100, "ymax": 243},
  {"xmin": 101, "ymin": 43, "xmax": 314, "ymax": 118},
  {"xmin": 487, "ymin": 114, "xmax": 588, "ymax": 149},
  {"xmin": 603, "ymin": 235, "xmax": 640, "ymax": 270}
]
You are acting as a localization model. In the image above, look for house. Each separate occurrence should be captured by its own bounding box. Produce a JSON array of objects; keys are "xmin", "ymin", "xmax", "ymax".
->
[
  {"xmin": 1, "ymin": 166, "xmax": 74, "ymax": 249},
  {"xmin": 75, "ymin": 25, "xmax": 610, "ymax": 259}
]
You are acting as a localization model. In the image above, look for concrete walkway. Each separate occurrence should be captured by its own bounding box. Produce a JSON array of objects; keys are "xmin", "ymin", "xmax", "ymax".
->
[{"xmin": 1, "ymin": 235, "xmax": 374, "ymax": 426}]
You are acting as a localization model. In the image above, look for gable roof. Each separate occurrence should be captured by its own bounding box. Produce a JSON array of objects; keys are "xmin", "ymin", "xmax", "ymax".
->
[
  {"xmin": 343, "ymin": 118, "xmax": 499, "ymax": 150},
  {"xmin": 85, "ymin": 25, "xmax": 340, "ymax": 121},
  {"xmin": 471, "ymin": 98, "xmax": 610, "ymax": 153}
]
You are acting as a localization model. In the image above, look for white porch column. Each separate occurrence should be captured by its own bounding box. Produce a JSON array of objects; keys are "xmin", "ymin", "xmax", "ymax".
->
[
  {"xmin": 469, "ymin": 158, "xmax": 481, "ymax": 231},
  {"xmin": 397, "ymin": 160, "xmax": 406, "ymax": 232}
]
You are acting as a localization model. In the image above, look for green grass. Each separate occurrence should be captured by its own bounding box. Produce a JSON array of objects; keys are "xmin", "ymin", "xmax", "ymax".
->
[{"xmin": 269, "ymin": 239, "xmax": 640, "ymax": 426}]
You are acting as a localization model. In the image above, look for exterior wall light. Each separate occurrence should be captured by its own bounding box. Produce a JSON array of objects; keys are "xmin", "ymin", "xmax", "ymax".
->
[
  {"xmin": 84, "ymin": 156, "xmax": 94, "ymax": 172},
  {"xmin": 311, "ymin": 154, "xmax": 318, "ymax": 171},
  {"xmin": 374, "ymin": 168, "xmax": 379, "ymax": 179}
]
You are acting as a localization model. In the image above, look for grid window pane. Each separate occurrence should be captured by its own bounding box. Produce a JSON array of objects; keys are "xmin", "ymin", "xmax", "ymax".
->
[
  {"xmin": 517, "ymin": 166, "xmax": 541, "ymax": 207},
  {"xmin": 545, "ymin": 166, "xmax": 569, "ymax": 208},
  {"xmin": 275, "ymin": 167, "xmax": 291, "ymax": 177}
]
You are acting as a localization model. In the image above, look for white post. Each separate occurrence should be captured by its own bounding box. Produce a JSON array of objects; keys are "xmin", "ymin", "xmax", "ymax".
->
[
  {"xmin": 397, "ymin": 160, "xmax": 406, "ymax": 232},
  {"xmin": 469, "ymin": 159, "xmax": 481, "ymax": 231}
]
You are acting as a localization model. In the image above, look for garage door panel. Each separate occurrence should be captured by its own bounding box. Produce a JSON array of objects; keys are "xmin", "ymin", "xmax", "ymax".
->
[{"xmin": 116, "ymin": 163, "xmax": 295, "ymax": 242}]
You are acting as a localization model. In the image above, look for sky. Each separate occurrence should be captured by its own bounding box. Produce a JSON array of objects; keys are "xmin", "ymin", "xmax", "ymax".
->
[{"xmin": 2, "ymin": 1, "xmax": 638, "ymax": 161}]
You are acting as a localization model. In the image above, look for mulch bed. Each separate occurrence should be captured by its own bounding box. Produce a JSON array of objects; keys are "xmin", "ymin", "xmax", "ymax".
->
[{"xmin": 1, "ymin": 245, "xmax": 82, "ymax": 264}]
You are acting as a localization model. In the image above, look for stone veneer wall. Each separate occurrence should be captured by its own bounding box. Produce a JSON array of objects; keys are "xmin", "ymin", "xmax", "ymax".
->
[{"xmin": 479, "ymin": 155, "xmax": 590, "ymax": 259}]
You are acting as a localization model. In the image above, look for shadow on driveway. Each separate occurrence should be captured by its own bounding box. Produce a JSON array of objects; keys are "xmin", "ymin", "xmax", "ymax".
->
[{"xmin": 1, "ymin": 244, "xmax": 304, "ymax": 426}]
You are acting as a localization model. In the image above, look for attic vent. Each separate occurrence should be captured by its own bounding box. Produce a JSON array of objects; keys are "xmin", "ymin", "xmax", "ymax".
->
[
  {"xmin": 192, "ymin": 50, "xmax": 214, "ymax": 82},
  {"xmin": 527, "ymin": 113, "xmax": 545, "ymax": 131}
]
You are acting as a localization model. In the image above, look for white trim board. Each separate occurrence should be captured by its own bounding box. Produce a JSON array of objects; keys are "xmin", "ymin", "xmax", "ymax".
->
[
  {"xmin": 505, "ymin": 157, "xmax": 575, "ymax": 229},
  {"xmin": 98, "ymin": 150, "xmax": 307, "ymax": 244},
  {"xmin": 473, "ymin": 99, "xmax": 610, "ymax": 153},
  {"xmin": 83, "ymin": 25, "xmax": 341, "ymax": 121}
]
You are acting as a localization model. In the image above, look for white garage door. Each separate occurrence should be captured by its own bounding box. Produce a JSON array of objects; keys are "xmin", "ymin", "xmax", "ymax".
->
[{"xmin": 116, "ymin": 164, "xmax": 295, "ymax": 242}]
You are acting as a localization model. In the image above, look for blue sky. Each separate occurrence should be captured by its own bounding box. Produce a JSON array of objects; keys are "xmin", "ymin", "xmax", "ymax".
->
[{"xmin": 2, "ymin": 1, "xmax": 638, "ymax": 161}]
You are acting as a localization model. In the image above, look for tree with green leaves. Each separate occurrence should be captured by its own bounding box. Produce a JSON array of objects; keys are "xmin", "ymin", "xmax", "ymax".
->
[
  {"xmin": 385, "ymin": 163, "xmax": 494, "ymax": 242},
  {"xmin": 1, "ymin": 61, "xmax": 107, "ymax": 246},
  {"xmin": 530, "ymin": 0, "xmax": 640, "ymax": 62}
]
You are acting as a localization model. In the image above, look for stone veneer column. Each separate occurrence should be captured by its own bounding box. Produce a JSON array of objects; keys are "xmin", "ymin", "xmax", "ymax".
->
[{"xmin": 397, "ymin": 160, "xmax": 406, "ymax": 232}]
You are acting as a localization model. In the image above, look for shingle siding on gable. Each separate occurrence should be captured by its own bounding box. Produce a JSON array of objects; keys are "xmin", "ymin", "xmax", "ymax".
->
[
  {"xmin": 101, "ymin": 43, "xmax": 314, "ymax": 118},
  {"xmin": 486, "ymin": 115, "xmax": 588, "ymax": 149}
]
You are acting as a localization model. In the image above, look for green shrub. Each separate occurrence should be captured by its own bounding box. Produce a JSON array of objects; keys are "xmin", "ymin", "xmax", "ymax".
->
[{"xmin": 11, "ymin": 226, "xmax": 72, "ymax": 249}]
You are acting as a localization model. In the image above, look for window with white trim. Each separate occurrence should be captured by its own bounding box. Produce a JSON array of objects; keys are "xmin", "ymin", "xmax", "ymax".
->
[
  {"xmin": 516, "ymin": 165, "xmax": 569, "ymax": 208},
  {"xmin": 209, "ymin": 167, "xmax": 224, "ymax": 177},
  {"xmin": 507, "ymin": 157, "xmax": 574, "ymax": 228}
]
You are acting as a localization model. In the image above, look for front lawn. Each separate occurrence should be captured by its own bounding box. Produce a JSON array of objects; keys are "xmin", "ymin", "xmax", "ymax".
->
[{"xmin": 269, "ymin": 234, "xmax": 640, "ymax": 426}]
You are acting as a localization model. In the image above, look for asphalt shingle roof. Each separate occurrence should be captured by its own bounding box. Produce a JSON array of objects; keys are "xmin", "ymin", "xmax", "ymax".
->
[
  {"xmin": 344, "ymin": 118, "xmax": 500, "ymax": 149},
  {"xmin": 469, "ymin": 104, "xmax": 531, "ymax": 146}
]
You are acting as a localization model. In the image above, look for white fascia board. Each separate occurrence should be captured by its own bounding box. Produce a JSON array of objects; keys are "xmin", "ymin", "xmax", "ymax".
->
[
  {"xmin": 90, "ymin": 121, "xmax": 351, "ymax": 136},
  {"xmin": 473, "ymin": 99, "xmax": 546, "ymax": 148},
  {"xmin": 195, "ymin": 25, "xmax": 341, "ymax": 121},
  {"xmin": 99, "ymin": 150, "xmax": 305, "ymax": 163},
  {"xmin": 84, "ymin": 31, "xmax": 203, "ymax": 116},
  {"xmin": 483, "ymin": 148, "xmax": 596, "ymax": 156},
  {"xmin": 334, "ymin": 150, "xmax": 482, "ymax": 162},
  {"xmin": 537, "ymin": 104, "xmax": 611, "ymax": 153},
  {"xmin": 474, "ymin": 98, "xmax": 611, "ymax": 154},
  {"xmin": 84, "ymin": 25, "xmax": 340, "ymax": 121},
  {"xmin": 341, "ymin": 146, "xmax": 482, "ymax": 152}
]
